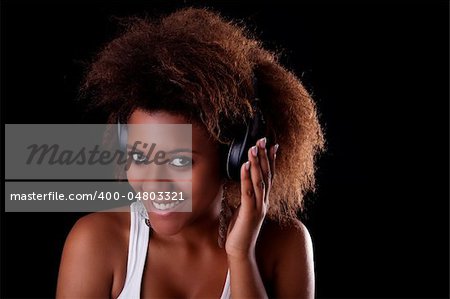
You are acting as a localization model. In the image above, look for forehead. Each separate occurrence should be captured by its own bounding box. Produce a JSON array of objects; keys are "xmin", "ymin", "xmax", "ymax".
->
[{"xmin": 128, "ymin": 109, "xmax": 214, "ymax": 147}]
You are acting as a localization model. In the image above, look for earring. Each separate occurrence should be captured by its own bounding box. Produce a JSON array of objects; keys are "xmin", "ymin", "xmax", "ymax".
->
[{"xmin": 218, "ymin": 182, "xmax": 232, "ymax": 248}]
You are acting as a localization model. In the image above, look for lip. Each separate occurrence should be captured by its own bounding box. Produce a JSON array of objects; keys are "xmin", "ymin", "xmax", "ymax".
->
[{"xmin": 147, "ymin": 199, "xmax": 188, "ymax": 215}]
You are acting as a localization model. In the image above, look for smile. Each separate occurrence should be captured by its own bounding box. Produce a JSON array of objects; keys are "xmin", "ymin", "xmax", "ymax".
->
[{"xmin": 151, "ymin": 200, "xmax": 183, "ymax": 211}]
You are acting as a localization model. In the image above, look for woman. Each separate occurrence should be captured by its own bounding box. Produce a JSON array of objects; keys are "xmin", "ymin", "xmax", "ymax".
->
[{"xmin": 56, "ymin": 7, "xmax": 324, "ymax": 298}]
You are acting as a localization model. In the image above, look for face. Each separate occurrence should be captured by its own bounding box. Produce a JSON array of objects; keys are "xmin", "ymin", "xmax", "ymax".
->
[{"xmin": 126, "ymin": 109, "xmax": 224, "ymax": 236}]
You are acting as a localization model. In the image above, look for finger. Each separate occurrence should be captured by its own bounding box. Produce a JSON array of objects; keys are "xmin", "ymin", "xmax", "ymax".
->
[
  {"xmin": 256, "ymin": 137, "xmax": 272, "ymax": 200},
  {"xmin": 248, "ymin": 144, "xmax": 265, "ymax": 211},
  {"xmin": 269, "ymin": 144, "xmax": 279, "ymax": 185},
  {"xmin": 240, "ymin": 160, "xmax": 256, "ymax": 210}
]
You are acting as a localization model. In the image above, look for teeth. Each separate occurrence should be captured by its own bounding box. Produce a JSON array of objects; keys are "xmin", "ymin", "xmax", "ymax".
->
[{"xmin": 152, "ymin": 200, "xmax": 182, "ymax": 211}]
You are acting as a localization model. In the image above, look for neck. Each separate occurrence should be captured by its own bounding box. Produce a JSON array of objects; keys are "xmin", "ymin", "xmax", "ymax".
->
[{"xmin": 151, "ymin": 187, "xmax": 224, "ymax": 250}]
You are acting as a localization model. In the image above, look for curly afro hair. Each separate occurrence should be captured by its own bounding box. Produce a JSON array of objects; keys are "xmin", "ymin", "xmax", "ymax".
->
[{"xmin": 80, "ymin": 7, "xmax": 325, "ymax": 224}]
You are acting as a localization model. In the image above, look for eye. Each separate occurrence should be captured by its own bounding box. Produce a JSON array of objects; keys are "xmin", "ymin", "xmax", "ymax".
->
[
  {"xmin": 169, "ymin": 156, "xmax": 192, "ymax": 168},
  {"xmin": 130, "ymin": 152, "xmax": 147, "ymax": 164}
]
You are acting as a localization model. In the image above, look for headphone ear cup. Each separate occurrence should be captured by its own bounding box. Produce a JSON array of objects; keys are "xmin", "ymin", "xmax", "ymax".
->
[
  {"xmin": 226, "ymin": 107, "xmax": 267, "ymax": 181},
  {"xmin": 226, "ymin": 125, "xmax": 251, "ymax": 180},
  {"xmin": 117, "ymin": 121, "xmax": 128, "ymax": 151}
]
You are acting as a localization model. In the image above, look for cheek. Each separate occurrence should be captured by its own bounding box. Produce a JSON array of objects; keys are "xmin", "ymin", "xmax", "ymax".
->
[
  {"xmin": 126, "ymin": 165, "xmax": 142, "ymax": 191},
  {"xmin": 191, "ymin": 159, "xmax": 222, "ymax": 204}
]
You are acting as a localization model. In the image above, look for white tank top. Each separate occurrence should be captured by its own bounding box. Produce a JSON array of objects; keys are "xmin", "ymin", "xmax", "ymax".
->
[{"xmin": 116, "ymin": 201, "xmax": 231, "ymax": 299}]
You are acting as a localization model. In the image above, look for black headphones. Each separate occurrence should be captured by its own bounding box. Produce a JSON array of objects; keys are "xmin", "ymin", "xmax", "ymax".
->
[
  {"xmin": 225, "ymin": 76, "xmax": 267, "ymax": 180},
  {"xmin": 118, "ymin": 76, "xmax": 267, "ymax": 181}
]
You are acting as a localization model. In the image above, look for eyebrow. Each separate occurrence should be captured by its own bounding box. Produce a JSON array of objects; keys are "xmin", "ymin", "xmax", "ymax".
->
[
  {"xmin": 125, "ymin": 145, "xmax": 197, "ymax": 154},
  {"xmin": 166, "ymin": 148, "xmax": 197, "ymax": 154}
]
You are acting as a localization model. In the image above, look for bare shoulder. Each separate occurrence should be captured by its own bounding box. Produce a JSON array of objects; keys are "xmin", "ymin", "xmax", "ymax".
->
[
  {"xmin": 56, "ymin": 206, "xmax": 131, "ymax": 298},
  {"xmin": 259, "ymin": 218, "xmax": 313, "ymax": 258},
  {"xmin": 68, "ymin": 205, "xmax": 130, "ymax": 251},
  {"xmin": 257, "ymin": 218, "xmax": 315, "ymax": 299}
]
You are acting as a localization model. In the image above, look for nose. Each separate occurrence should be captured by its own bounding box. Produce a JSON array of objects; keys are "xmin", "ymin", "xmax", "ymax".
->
[
  {"xmin": 142, "ymin": 180, "xmax": 175, "ymax": 194},
  {"xmin": 140, "ymin": 163, "xmax": 174, "ymax": 193}
]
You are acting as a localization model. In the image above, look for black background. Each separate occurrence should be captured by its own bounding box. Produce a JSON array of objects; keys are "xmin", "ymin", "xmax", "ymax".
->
[{"xmin": 1, "ymin": 0, "xmax": 448, "ymax": 298}]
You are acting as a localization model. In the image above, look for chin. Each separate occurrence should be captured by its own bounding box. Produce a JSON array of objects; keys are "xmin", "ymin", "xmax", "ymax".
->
[{"xmin": 147, "ymin": 212, "xmax": 191, "ymax": 236}]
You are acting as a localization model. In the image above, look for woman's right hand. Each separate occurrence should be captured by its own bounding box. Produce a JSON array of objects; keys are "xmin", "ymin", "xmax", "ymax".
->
[{"xmin": 225, "ymin": 138, "xmax": 278, "ymax": 260}]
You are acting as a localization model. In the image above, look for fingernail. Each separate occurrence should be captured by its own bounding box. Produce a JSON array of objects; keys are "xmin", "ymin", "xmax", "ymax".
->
[
  {"xmin": 258, "ymin": 137, "xmax": 266, "ymax": 149},
  {"xmin": 251, "ymin": 145, "xmax": 258, "ymax": 157},
  {"xmin": 274, "ymin": 144, "xmax": 279, "ymax": 159},
  {"xmin": 245, "ymin": 161, "xmax": 250, "ymax": 171},
  {"xmin": 274, "ymin": 144, "xmax": 279, "ymax": 154}
]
